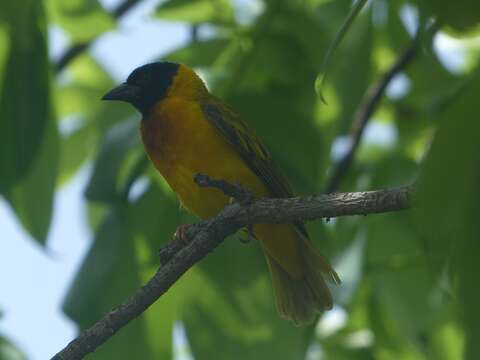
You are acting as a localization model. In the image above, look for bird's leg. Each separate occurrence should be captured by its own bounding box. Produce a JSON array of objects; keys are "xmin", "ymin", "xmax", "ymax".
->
[
  {"xmin": 194, "ymin": 173, "xmax": 255, "ymax": 244},
  {"xmin": 173, "ymin": 224, "xmax": 192, "ymax": 246},
  {"xmin": 158, "ymin": 224, "xmax": 192, "ymax": 265}
]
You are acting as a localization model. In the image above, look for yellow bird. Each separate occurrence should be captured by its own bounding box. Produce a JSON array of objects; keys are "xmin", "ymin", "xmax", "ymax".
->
[{"xmin": 102, "ymin": 62, "xmax": 340, "ymax": 324}]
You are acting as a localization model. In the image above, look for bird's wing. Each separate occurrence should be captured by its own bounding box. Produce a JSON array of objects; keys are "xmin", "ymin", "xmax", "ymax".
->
[{"xmin": 201, "ymin": 98, "xmax": 308, "ymax": 237}]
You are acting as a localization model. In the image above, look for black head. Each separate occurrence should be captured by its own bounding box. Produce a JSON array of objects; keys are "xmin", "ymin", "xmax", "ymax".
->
[{"xmin": 102, "ymin": 62, "xmax": 180, "ymax": 116}]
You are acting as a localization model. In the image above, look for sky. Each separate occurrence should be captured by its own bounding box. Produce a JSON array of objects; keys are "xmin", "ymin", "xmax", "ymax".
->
[{"xmin": 0, "ymin": 0, "xmax": 476, "ymax": 359}]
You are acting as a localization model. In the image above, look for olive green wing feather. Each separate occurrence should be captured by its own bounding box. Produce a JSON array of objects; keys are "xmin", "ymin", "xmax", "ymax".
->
[{"xmin": 201, "ymin": 98, "xmax": 308, "ymax": 237}]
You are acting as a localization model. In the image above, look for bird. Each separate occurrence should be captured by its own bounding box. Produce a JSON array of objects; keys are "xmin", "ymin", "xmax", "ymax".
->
[{"xmin": 102, "ymin": 61, "xmax": 340, "ymax": 324}]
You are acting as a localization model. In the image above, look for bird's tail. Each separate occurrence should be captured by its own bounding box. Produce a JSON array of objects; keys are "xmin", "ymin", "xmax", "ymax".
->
[{"xmin": 264, "ymin": 237, "xmax": 340, "ymax": 325}]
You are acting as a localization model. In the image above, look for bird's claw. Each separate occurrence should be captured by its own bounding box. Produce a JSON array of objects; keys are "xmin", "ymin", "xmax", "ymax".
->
[{"xmin": 173, "ymin": 224, "xmax": 192, "ymax": 246}]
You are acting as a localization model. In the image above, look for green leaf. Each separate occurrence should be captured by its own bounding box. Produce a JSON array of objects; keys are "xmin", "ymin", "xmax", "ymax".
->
[
  {"xmin": 328, "ymin": 9, "xmax": 373, "ymax": 134},
  {"xmin": 183, "ymin": 237, "xmax": 311, "ymax": 360},
  {"xmin": 0, "ymin": 24, "xmax": 9, "ymax": 86},
  {"xmin": 221, "ymin": 4, "xmax": 328, "ymax": 94},
  {"xmin": 0, "ymin": 0, "xmax": 51, "ymax": 193},
  {"xmin": 55, "ymin": 55, "xmax": 132, "ymax": 131},
  {"xmin": 315, "ymin": 0, "xmax": 369, "ymax": 102},
  {"xmin": 85, "ymin": 119, "xmax": 140, "ymax": 204},
  {"xmin": 63, "ymin": 212, "xmax": 154, "ymax": 359},
  {"xmin": 58, "ymin": 123, "xmax": 97, "ymax": 183},
  {"xmin": 403, "ymin": 48, "xmax": 463, "ymax": 112},
  {"xmin": 369, "ymin": 154, "xmax": 418, "ymax": 189},
  {"xmin": 166, "ymin": 38, "xmax": 230, "ymax": 68},
  {"xmin": 229, "ymin": 87, "xmax": 323, "ymax": 194},
  {"xmin": 238, "ymin": 32, "xmax": 315, "ymax": 90},
  {"xmin": 128, "ymin": 182, "xmax": 194, "ymax": 359},
  {"xmin": 415, "ymin": 72, "xmax": 480, "ymax": 359},
  {"xmin": 0, "ymin": 334, "xmax": 26, "ymax": 360},
  {"xmin": 6, "ymin": 114, "xmax": 59, "ymax": 244},
  {"xmin": 366, "ymin": 212, "xmax": 437, "ymax": 336},
  {"xmin": 0, "ymin": 1, "xmax": 58, "ymax": 244},
  {"xmin": 156, "ymin": 0, "xmax": 234, "ymax": 25},
  {"xmin": 65, "ymin": 182, "xmax": 200, "ymax": 359},
  {"xmin": 430, "ymin": 320, "xmax": 464, "ymax": 360},
  {"xmin": 47, "ymin": 0, "xmax": 115, "ymax": 42},
  {"xmin": 55, "ymin": 56, "xmax": 135, "ymax": 182},
  {"xmin": 414, "ymin": 0, "xmax": 480, "ymax": 32},
  {"xmin": 360, "ymin": 154, "xmax": 441, "ymax": 344},
  {"xmin": 127, "ymin": 179, "xmax": 183, "ymax": 257}
]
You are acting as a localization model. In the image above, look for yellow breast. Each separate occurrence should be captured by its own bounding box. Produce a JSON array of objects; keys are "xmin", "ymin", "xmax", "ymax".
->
[{"xmin": 141, "ymin": 96, "xmax": 270, "ymax": 219}]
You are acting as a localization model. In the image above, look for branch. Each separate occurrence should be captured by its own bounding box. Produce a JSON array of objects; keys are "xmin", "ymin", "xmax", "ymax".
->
[
  {"xmin": 54, "ymin": 0, "xmax": 142, "ymax": 73},
  {"xmin": 51, "ymin": 183, "xmax": 413, "ymax": 360},
  {"xmin": 324, "ymin": 35, "xmax": 419, "ymax": 193}
]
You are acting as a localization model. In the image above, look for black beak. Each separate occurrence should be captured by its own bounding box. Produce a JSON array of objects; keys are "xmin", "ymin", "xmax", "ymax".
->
[{"xmin": 102, "ymin": 83, "xmax": 140, "ymax": 102}]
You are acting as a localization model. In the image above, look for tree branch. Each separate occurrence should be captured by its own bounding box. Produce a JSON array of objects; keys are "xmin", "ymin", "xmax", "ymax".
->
[
  {"xmin": 54, "ymin": 0, "xmax": 143, "ymax": 73},
  {"xmin": 51, "ymin": 183, "xmax": 413, "ymax": 360},
  {"xmin": 324, "ymin": 35, "xmax": 419, "ymax": 193}
]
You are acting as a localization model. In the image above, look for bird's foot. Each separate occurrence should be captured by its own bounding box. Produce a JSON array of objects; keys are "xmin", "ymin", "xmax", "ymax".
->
[
  {"xmin": 159, "ymin": 224, "xmax": 192, "ymax": 265},
  {"xmin": 173, "ymin": 224, "xmax": 192, "ymax": 246}
]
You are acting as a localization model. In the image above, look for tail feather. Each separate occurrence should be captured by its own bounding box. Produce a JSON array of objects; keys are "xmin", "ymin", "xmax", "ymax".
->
[{"xmin": 265, "ymin": 238, "xmax": 340, "ymax": 325}]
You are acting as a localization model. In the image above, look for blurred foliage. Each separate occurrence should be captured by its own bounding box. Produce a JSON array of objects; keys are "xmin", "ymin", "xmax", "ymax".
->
[
  {"xmin": 0, "ymin": 311, "xmax": 26, "ymax": 360},
  {"xmin": 0, "ymin": 0, "xmax": 58, "ymax": 243},
  {"xmin": 0, "ymin": 336, "xmax": 26, "ymax": 360},
  {"xmin": 1, "ymin": 0, "xmax": 480, "ymax": 359},
  {"xmin": 47, "ymin": 0, "xmax": 115, "ymax": 42}
]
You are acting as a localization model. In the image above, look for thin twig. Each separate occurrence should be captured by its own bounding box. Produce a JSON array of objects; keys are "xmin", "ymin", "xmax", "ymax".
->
[
  {"xmin": 317, "ymin": 0, "xmax": 370, "ymax": 103},
  {"xmin": 54, "ymin": 0, "xmax": 143, "ymax": 73},
  {"xmin": 52, "ymin": 179, "xmax": 413, "ymax": 360},
  {"xmin": 324, "ymin": 35, "xmax": 420, "ymax": 193}
]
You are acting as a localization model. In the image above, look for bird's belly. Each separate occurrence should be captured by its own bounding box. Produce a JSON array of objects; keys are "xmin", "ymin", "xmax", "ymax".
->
[
  {"xmin": 167, "ymin": 130, "xmax": 270, "ymax": 219},
  {"xmin": 171, "ymin": 159, "xmax": 262, "ymax": 219},
  {"xmin": 142, "ymin": 99, "xmax": 269, "ymax": 219},
  {"xmin": 142, "ymin": 98, "xmax": 304, "ymax": 277}
]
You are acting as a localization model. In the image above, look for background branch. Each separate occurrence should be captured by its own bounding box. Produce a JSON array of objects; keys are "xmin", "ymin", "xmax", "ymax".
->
[
  {"xmin": 324, "ymin": 35, "xmax": 420, "ymax": 193},
  {"xmin": 52, "ymin": 184, "xmax": 413, "ymax": 360},
  {"xmin": 54, "ymin": 0, "xmax": 143, "ymax": 73}
]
